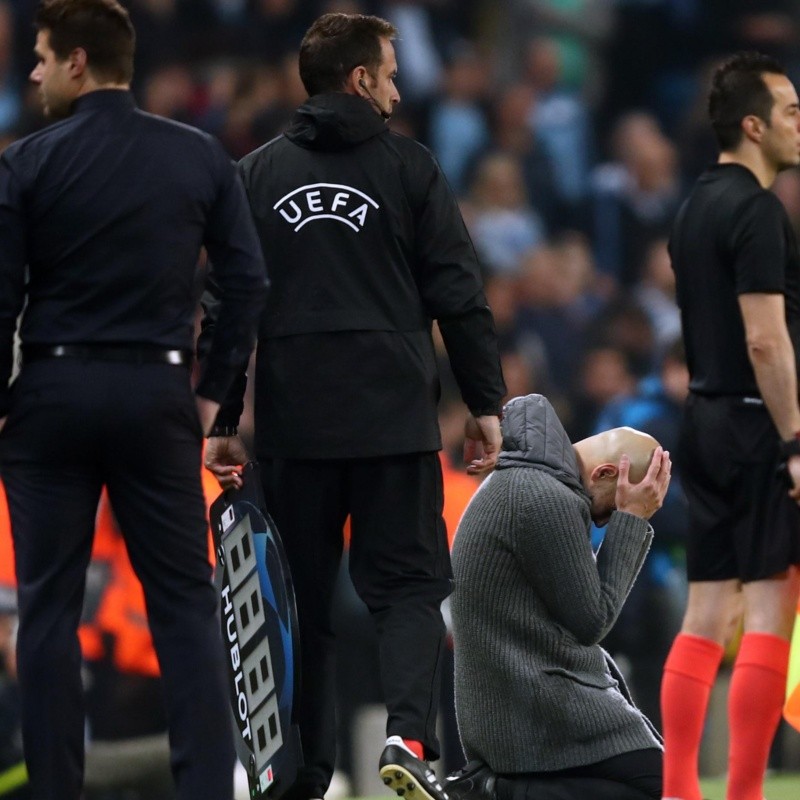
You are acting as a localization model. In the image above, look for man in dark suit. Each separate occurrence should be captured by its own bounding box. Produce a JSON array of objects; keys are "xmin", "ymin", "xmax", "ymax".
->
[{"xmin": 0, "ymin": 2, "xmax": 269, "ymax": 798}]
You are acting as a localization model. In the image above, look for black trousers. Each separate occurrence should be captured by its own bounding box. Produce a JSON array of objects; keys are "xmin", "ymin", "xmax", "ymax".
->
[
  {"xmin": 497, "ymin": 748, "xmax": 662, "ymax": 800},
  {"xmin": 0, "ymin": 360, "xmax": 234, "ymax": 800},
  {"xmin": 258, "ymin": 453, "xmax": 453, "ymax": 800}
]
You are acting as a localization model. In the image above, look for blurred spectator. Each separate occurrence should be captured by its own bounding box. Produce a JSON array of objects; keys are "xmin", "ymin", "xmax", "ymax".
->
[
  {"xmin": 593, "ymin": 337, "xmax": 690, "ymax": 729},
  {"xmin": 193, "ymin": 62, "xmax": 241, "ymax": 137},
  {"xmin": 0, "ymin": 481, "xmax": 27, "ymax": 799},
  {"xmin": 127, "ymin": 0, "xmax": 184, "ymax": 91},
  {"xmin": 427, "ymin": 41, "xmax": 491, "ymax": 195},
  {"xmin": 590, "ymin": 111, "xmax": 682, "ymax": 287},
  {"xmin": 587, "ymin": 295, "xmax": 657, "ymax": 379},
  {"xmin": 0, "ymin": 2, "xmax": 21, "ymax": 135},
  {"xmin": 720, "ymin": 0, "xmax": 800, "ymax": 86},
  {"xmin": 674, "ymin": 57, "xmax": 721, "ymax": 183},
  {"xmin": 247, "ymin": 0, "xmax": 317, "ymax": 67},
  {"xmin": 494, "ymin": 0, "xmax": 614, "ymax": 100},
  {"xmin": 140, "ymin": 63, "xmax": 196, "ymax": 122},
  {"xmin": 479, "ymin": 82, "xmax": 562, "ymax": 231},
  {"xmin": 499, "ymin": 350, "xmax": 540, "ymax": 402},
  {"xmin": 602, "ymin": 0, "xmax": 721, "ymax": 137},
  {"xmin": 252, "ymin": 53, "xmax": 311, "ymax": 147},
  {"xmin": 219, "ymin": 64, "xmax": 284, "ymax": 157},
  {"xmin": 524, "ymin": 36, "xmax": 594, "ymax": 222},
  {"xmin": 567, "ymin": 344, "xmax": 636, "ymax": 441},
  {"xmin": 633, "ymin": 237, "xmax": 682, "ymax": 360},
  {"xmin": 466, "ymin": 151, "xmax": 546, "ymax": 276},
  {"xmin": 516, "ymin": 235, "xmax": 606, "ymax": 397},
  {"xmin": 773, "ymin": 168, "xmax": 800, "ymax": 238},
  {"xmin": 380, "ymin": 1, "xmax": 445, "ymax": 105}
]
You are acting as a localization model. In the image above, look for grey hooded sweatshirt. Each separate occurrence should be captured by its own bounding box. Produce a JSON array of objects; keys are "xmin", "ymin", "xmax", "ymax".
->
[{"xmin": 451, "ymin": 393, "xmax": 662, "ymax": 773}]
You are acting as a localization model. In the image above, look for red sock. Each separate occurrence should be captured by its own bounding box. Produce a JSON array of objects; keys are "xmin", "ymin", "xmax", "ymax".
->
[
  {"xmin": 402, "ymin": 739, "xmax": 425, "ymax": 760},
  {"xmin": 661, "ymin": 633, "xmax": 724, "ymax": 800},
  {"xmin": 727, "ymin": 632, "xmax": 790, "ymax": 800}
]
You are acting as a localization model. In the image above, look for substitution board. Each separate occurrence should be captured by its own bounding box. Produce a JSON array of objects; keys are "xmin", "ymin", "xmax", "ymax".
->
[{"xmin": 210, "ymin": 461, "xmax": 303, "ymax": 799}]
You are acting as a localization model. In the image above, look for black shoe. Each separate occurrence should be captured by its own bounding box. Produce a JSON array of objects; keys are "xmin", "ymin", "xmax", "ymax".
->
[
  {"xmin": 379, "ymin": 736, "xmax": 449, "ymax": 800},
  {"xmin": 444, "ymin": 761, "xmax": 496, "ymax": 800}
]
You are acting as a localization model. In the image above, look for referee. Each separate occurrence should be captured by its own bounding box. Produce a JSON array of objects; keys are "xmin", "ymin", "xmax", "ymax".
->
[
  {"xmin": 0, "ymin": 2, "xmax": 268, "ymax": 799},
  {"xmin": 661, "ymin": 52, "xmax": 800, "ymax": 800}
]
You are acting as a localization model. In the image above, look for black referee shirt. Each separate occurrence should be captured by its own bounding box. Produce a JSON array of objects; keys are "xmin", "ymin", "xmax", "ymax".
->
[
  {"xmin": 669, "ymin": 163, "xmax": 800, "ymax": 396},
  {"xmin": 0, "ymin": 90, "xmax": 268, "ymax": 415}
]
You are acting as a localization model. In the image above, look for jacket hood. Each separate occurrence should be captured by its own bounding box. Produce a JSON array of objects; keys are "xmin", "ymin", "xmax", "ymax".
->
[
  {"xmin": 497, "ymin": 394, "xmax": 588, "ymax": 499},
  {"xmin": 285, "ymin": 92, "xmax": 388, "ymax": 152}
]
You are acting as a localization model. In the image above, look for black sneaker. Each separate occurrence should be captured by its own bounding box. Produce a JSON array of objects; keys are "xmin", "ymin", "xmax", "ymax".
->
[
  {"xmin": 444, "ymin": 761, "xmax": 496, "ymax": 800},
  {"xmin": 379, "ymin": 736, "xmax": 449, "ymax": 800}
]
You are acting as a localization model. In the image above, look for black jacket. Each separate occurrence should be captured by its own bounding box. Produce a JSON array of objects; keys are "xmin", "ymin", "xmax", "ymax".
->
[
  {"xmin": 0, "ymin": 90, "xmax": 268, "ymax": 412},
  {"xmin": 202, "ymin": 92, "xmax": 505, "ymax": 458}
]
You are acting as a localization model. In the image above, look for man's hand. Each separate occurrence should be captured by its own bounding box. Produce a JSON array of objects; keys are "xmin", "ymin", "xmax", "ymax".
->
[
  {"xmin": 195, "ymin": 396, "xmax": 221, "ymax": 437},
  {"xmin": 204, "ymin": 434, "xmax": 249, "ymax": 490},
  {"xmin": 615, "ymin": 446, "xmax": 671, "ymax": 520},
  {"xmin": 786, "ymin": 453, "xmax": 800, "ymax": 502},
  {"xmin": 0, "ymin": 416, "xmax": 5, "ymax": 434},
  {"xmin": 463, "ymin": 414, "xmax": 502, "ymax": 476}
]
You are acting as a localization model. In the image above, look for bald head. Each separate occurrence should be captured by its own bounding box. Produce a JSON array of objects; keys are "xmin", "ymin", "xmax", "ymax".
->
[
  {"xmin": 571, "ymin": 427, "xmax": 661, "ymax": 525},
  {"xmin": 574, "ymin": 427, "xmax": 659, "ymax": 483}
]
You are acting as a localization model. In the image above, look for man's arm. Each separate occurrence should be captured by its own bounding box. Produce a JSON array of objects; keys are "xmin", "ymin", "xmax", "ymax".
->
[
  {"xmin": 0, "ymin": 153, "xmax": 27, "ymax": 427},
  {"xmin": 514, "ymin": 449, "xmax": 670, "ymax": 645},
  {"xmin": 194, "ymin": 142, "xmax": 268, "ymax": 416},
  {"xmin": 738, "ymin": 292, "xmax": 800, "ymax": 497},
  {"xmin": 197, "ymin": 147, "xmax": 267, "ymax": 483},
  {"xmin": 409, "ymin": 154, "xmax": 506, "ymax": 470}
]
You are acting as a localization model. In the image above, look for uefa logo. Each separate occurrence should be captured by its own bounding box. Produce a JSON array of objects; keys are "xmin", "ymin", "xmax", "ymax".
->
[{"xmin": 274, "ymin": 182, "xmax": 380, "ymax": 232}]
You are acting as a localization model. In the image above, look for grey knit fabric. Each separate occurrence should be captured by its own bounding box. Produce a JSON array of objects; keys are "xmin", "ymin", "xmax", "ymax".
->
[{"xmin": 451, "ymin": 394, "xmax": 662, "ymax": 773}]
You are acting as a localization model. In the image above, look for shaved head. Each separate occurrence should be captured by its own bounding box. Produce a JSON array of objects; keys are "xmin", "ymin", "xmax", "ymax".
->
[
  {"xmin": 573, "ymin": 427, "xmax": 660, "ymax": 524},
  {"xmin": 574, "ymin": 427, "xmax": 658, "ymax": 482}
]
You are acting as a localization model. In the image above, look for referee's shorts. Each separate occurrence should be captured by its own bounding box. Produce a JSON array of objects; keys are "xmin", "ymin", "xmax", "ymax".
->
[{"xmin": 680, "ymin": 392, "xmax": 800, "ymax": 582}]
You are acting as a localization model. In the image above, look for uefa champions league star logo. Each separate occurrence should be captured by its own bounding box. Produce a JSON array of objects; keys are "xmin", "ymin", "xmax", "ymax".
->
[{"xmin": 274, "ymin": 183, "xmax": 380, "ymax": 232}]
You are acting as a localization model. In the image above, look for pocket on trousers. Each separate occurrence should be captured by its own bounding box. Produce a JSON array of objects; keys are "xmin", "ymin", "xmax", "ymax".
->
[{"xmin": 727, "ymin": 403, "xmax": 776, "ymax": 464}]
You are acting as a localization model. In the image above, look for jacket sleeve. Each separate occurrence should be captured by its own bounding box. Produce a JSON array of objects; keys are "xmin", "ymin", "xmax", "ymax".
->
[
  {"xmin": 194, "ymin": 144, "xmax": 268, "ymax": 414},
  {"xmin": 408, "ymin": 152, "xmax": 506, "ymax": 416},
  {"xmin": 514, "ymin": 488, "xmax": 653, "ymax": 646},
  {"xmin": 0, "ymin": 152, "xmax": 26, "ymax": 417}
]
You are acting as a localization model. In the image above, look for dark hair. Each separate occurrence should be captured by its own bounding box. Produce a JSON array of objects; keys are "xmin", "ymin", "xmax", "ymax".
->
[
  {"xmin": 708, "ymin": 51, "xmax": 786, "ymax": 151},
  {"xmin": 298, "ymin": 12, "xmax": 397, "ymax": 97},
  {"xmin": 35, "ymin": 0, "xmax": 135, "ymax": 84}
]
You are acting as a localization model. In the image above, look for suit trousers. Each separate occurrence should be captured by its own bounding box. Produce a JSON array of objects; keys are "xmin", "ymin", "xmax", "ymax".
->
[
  {"xmin": 258, "ymin": 453, "xmax": 453, "ymax": 800},
  {"xmin": 0, "ymin": 359, "xmax": 234, "ymax": 800},
  {"xmin": 497, "ymin": 748, "xmax": 662, "ymax": 800}
]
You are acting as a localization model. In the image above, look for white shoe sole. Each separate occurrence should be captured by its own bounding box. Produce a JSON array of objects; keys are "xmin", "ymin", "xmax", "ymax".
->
[{"xmin": 380, "ymin": 763, "xmax": 447, "ymax": 800}]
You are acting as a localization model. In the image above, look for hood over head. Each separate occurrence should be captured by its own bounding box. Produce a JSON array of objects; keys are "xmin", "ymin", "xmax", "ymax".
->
[
  {"xmin": 285, "ymin": 92, "xmax": 387, "ymax": 152},
  {"xmin": 497, "ymin": 394, "xmax": 587, "ymax": 499}
]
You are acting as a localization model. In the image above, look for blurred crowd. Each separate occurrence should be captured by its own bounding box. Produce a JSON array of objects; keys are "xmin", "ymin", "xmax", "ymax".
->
[
  {"xmin": 4, "ymin": 0, "xmax": 800, "ymax": 796},
  {"xmin": 3, "ymin": 0, "xmax": 800, "ymax": 438}
]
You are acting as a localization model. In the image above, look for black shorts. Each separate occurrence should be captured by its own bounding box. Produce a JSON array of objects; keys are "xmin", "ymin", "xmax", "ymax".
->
[{"xmin": 680, "ymin": 393, "xmax": 800, "ymax": 582}]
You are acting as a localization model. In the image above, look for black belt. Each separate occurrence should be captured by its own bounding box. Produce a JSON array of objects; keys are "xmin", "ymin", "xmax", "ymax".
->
[{"xmin": 22, "ymin": 344, "xmax": 193, "ymax": 367}]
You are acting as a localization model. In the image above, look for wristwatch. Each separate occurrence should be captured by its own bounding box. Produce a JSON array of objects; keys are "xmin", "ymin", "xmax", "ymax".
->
[
  {"xmin": 779, "ymin": 433, "xmax": 800, "ymax": 461},
  {"xmin": 778, "ymin": 433, "xmax": 800, "ymax": 489},
  {"xmin": 207, "ymin": 424, "xmax": 238, "ymax": 438}
]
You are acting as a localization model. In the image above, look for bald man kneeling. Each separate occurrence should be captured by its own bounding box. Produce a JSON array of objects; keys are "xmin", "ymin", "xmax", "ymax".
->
[{"xmin": 447, "ymin": 394, "xmax": 671, "ymax": 800}]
